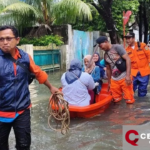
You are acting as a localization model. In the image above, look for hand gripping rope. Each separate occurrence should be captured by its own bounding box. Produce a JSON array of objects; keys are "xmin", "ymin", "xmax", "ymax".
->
[{"xmin": 48, "ymin": 93, "xmax": 70, "ymax": 135}]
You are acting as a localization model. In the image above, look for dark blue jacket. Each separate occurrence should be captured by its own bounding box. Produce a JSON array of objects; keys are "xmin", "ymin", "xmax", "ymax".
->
[{"xmin": 0, "ymin": 49, "xmax": 30, "ymax": 112}]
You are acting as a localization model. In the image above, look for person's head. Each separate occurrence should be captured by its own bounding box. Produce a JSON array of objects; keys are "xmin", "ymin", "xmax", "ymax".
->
[
  {"xmin": 96, "ymin": 36, "xmax": 110, "ymax": 51},
  {"xmin": 66, "ymin": 59, "xmax": 82, "ymax": 84},
  {"xmin": 0, "ymin": 25, "xmax": 20, "ymax": 54},
  {"xmin": 84, "ymin": 55, "xmax": 92, "ymax": 67},
  {"xmin": 69, "ymin": 59, "xmax": 82, "ymax": 71},
  {"xmin": 84, "ymin": 55, "xmax": 95, "ymax": 74},
  {"xmin": 124, "ymin": 32, "xmax": 135, "ymax": 46},
  {"xmin": 93, "ymin": 53, "xmax": 100, "ymax": 63}
]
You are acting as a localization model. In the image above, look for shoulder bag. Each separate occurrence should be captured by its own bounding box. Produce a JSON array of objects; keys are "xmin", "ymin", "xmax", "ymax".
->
[{"xmin": 106, "ymin": 52, "xmax": 126, "ymax": 72}]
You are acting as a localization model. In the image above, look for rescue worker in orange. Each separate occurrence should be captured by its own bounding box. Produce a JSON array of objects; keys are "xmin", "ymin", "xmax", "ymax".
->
[
  {"xmin": 125, "ymin": 32, "xmax": 150, "ymax": 97},
  {"xmin": 96, "ymin": 36, "xmax": 135, "ymax": 104}
]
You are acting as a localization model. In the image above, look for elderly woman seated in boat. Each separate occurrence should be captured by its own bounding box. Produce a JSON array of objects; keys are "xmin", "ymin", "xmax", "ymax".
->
[
  {"xmin": 93, "ymin": 53, "xmax": 107, "ymax": 80},
  {"xmin": 83, "ymin": 55, "xmax": 101, "ymax": 95},
  {"xmin": 61, "ymin": 59, "xmax": 95, "ymax": 106}
]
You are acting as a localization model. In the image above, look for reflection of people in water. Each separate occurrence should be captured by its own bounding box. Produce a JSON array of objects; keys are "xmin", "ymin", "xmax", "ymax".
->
[{"xmin": 61, "ymin": 59, "xmax": 95, "ymax": 106}]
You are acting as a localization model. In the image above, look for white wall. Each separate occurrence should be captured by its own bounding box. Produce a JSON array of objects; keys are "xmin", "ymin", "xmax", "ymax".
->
[{"xmin": 18, "ymin": 44, "xmax": 33, "ymax": 58}]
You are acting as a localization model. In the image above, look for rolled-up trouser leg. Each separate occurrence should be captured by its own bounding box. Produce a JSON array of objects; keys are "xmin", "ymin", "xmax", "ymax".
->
[
  {"xmin": 13, "ymin": 109, "xmax": 31, "ymax": 150},
  {"xmin": 138, "ymin": 74, "xmax": 149, "ymax": 97},
  {"xmin": 0, "ymin": 121, "xmax": 12, "ymax": 150}
]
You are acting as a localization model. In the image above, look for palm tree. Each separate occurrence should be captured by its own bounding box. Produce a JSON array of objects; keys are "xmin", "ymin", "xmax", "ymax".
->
[
  {"xmin": 0, "ymin": 0, "xmax": 93, "ymax": 37},
  {"xmin": 0, "ymin": 0, "xmax": 40, "ymax": 34},
  {"xmin": 53, "ymin": 0, "xmax": 93, "ymax": 24},
  {"xmin": 25, "ymin": 0, "xmax": 54, "ymax": 24},
  {"xmin": 54, "ymin": 0, "xmax": 119, "ymax": 44}
]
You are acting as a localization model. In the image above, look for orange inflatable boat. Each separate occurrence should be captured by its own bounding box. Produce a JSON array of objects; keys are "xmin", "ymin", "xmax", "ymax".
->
[
  {"xmin": 55, "ymin": 83, "xmax": 112, "ymax": 118},
  {"xmin": 68, "ymin": 83, "xmax": 112, "ymax": 118}
]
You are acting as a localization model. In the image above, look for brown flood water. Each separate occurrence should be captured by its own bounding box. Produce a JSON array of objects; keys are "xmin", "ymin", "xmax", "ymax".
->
[{"xmin": 9, "ymin": 70, "xmax": 150, "ymax": 150}]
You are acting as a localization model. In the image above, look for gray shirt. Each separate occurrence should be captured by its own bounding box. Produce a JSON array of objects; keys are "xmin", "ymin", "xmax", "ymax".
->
[{"xmin": 104, "ymin": 44, "xmax": 126, "ymax": 81}]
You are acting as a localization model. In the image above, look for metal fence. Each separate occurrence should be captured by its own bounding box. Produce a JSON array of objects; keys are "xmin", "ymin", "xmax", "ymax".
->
[{"xmin": 34, "ymin": 49, "xmax": 61, "ymax": 71}]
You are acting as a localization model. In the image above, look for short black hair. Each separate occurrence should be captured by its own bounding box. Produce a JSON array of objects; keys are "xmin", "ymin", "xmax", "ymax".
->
[{"xmin": 0, "ymin": 25, "xmax": 19, "ymax": 37}]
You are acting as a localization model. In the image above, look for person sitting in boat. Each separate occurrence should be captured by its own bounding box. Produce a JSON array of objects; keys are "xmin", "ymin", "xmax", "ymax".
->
[
  {"xmin": 93, "ymin": 52, "xmax": 106, "ymax": 80},
  {"xmin": 100, "ymin": 59, "xmax": 108, "ymax": 79},
  {"xmin": 61, "ymin": 59, "xmax": 95, "ymax": 106},
  {"xmin": 83, "ymin": 55, "xmax": 101, "ymax": 95}
]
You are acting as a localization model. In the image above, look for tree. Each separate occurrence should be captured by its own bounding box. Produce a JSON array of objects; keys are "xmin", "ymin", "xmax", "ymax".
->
[
  {"xmin": 53, "ymin": 0, "xmax": 92, "ymax": 25},
  {"xmin": 137, "ymin": 0, "xmax": 150, "ymax": 43},
  {"xmin": 0, "ymin": 0, "xmax": 92, "ymax": 37},
  {"xmin": 0, "ymin": 0, "xmax": 40, "ymax": 34},
  {"xmin": 54, "ymin": 0, "xmax": 139, "ymax": 44},
  {"xmin": 72, "ymin": 0, "xmax": 139, "ymax": 41},
  {"xmin": 112, "ymin": 0, "xmax": 139, "ymax": 36},
  {"xmin": 55, "ymin": 0, "xmax": 118, "ymax": 43},
  {"xmin": 91, "ymin": 0, "xmax": 119, "ymax": 43}
]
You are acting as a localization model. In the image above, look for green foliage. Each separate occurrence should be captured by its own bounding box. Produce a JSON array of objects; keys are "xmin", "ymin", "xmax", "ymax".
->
[
  {"xmin": 0, "ymin": 0, "xmax": 40, "ymax": 32},
  {"xmin": 72, "ymin": 10, "xmax": 106, "ymax": 32},
  {"xmin": 0, "ymin": 0, "xmax": 93, "ymax": 33},
  {"xmin": 72, "ymin": 0, "xmax": 139, "ymax": 36},
  {"xmin": 112, "ymin": 0, "xmax": 139, "ymax": 36},
  {"xmin": 19, "ymin": 35, "xmax": 64, "ymax": 46},
  {"xmin": 53, "ymin": 0, "xmax": 93, "ymax": 24}
]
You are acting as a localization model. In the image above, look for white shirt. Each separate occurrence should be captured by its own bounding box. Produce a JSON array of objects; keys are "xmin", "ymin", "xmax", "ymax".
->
[{"xmin": 61, "ymin": 72, "xmax": 95, "ymax": 106}]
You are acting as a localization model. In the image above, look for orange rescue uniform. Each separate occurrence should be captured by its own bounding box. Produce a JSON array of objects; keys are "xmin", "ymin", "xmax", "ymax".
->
[
  {"xmin": 126, "ymin": 42, "xmax": 150, "ymax": 77},
  {"xmin": 110, "ymin": 77, "xmax": 135, "ymax": 104}
]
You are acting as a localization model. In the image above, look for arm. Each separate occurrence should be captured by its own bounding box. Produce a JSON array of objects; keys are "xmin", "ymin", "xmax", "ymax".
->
[
  {"xmin": 87, "ymin": 75, "xmax": 95, "ymax": 90},
  {"xmin": 28, "ymin": 55, "xmax": 60, "ymax": 94},
  {"xmin": 143, "ymin": 45, "xmax": 150, "ymax": 63},
  {"xmin": 115, "ymin": 44, "xmax": 132, "ymax": 85},
  {"xmin": 122, "ymin": 53, "xmax": 131, "ymax": 77},
  {"xmin": 106, "ymin": 64, "xmax": 111, "ymax": 92},
  {"xmin": 28, "ymin": 55, "xmax": 48, "ymax": 83},
  {"xmin": 106, "ymin": 64, "xmax": 111, "ymax": 85},
  {"xmin": 44, "ymin": 79, "xmax": 60, "ymax": 94},
  {"xmin": 92, "ymin": 67, "xmax": 100, "ymax": 82},
  {"xmin": 122, "ymin": 53, "xmax": 132, "ymax": 85}
]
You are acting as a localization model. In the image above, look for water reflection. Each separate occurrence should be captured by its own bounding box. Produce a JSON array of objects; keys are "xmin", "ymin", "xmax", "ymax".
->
[{"xmin": 9, "ymin": 71, "xmax": 150, "ymax": 150}]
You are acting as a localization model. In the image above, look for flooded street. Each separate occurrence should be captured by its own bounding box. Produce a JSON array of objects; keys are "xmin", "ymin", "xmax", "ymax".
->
[{"xmin": 9, "ymin": 70, "xmax": 150, "ymax": 150}]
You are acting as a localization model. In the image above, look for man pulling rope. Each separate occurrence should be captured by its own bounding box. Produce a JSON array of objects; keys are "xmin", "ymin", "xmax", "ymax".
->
[{"xmin": 48, "ymin": 93, "xmax": 70, "ymax": 135}]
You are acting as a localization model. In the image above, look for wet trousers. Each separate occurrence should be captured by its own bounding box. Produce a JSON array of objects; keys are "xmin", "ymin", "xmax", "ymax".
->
[
  {"xmin": 0, "ymin": 109, "xmax": 31, "ymax": 150},
  {"xmin": 110, "ymin": 77, "xmax": 135, "ymax": 104},
  {"xmin": 133, "ymin": 72, "xmax": 149, "ymax": 97}
]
